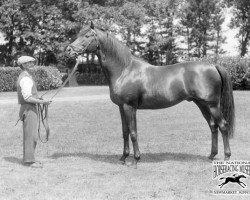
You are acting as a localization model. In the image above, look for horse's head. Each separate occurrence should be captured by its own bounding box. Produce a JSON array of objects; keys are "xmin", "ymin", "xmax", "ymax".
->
[
  {"xmin": 66, "ymin": 22, "xmax": 99, "ymax": 57},
  {"xmin": 239, "ymin": 174, "xmax": 247, "ymax": 179}
]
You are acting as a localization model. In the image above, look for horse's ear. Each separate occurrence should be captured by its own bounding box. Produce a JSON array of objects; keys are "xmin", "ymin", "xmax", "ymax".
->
[{"xmin": 90, "ymin": 21, "xmax": 94, "ymax": 29}]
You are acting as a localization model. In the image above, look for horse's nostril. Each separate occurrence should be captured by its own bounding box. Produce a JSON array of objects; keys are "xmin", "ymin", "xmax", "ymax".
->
[{"xmin": 66, "ymin": 46, "xmax": 72, "ymax": 53}]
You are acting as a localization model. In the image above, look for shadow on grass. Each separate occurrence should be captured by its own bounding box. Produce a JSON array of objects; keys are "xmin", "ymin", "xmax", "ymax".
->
[
  {"xmin": 50, "ymin": 152, "xmax": 209, "ymax": 164},
  {"xmin": 4, "ymin": 156, "xmax": 23, "ymax": 165}
]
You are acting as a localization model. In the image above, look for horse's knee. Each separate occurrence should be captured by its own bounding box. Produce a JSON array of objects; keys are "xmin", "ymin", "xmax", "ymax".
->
[
  {"xmin": 123, "ymin": 130, "xmax": 130, "ymax": 139},
  {"xmin": 130, "ymin": 131, "xmax": 137, "ymax": 142}
]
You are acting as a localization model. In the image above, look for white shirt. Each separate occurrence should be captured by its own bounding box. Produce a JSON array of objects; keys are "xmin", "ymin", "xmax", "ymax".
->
[{"xmin": 20, "ymin": 76, "xmax": 33, "ymax": 100}]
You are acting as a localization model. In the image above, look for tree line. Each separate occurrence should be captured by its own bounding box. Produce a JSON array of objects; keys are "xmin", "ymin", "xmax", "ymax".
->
[{"xmin": 0, "ymin": 0, "xmax": 249, "ymax": 68}]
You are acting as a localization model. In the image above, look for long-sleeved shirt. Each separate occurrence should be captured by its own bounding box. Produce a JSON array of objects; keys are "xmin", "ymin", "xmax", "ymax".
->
[{"xmin": 19, "ymin": 76, "xmax": 33, "ymax": 100}]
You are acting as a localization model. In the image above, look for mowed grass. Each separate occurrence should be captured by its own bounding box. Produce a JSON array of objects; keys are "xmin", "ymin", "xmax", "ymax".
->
[{"xmin": 0, "ymin": 87, "xmax": 250, "ymax": 200}]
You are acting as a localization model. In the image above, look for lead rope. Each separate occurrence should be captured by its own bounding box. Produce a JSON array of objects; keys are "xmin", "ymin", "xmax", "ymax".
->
[
  {"xmin": 37, "ymin": 29, "xmax": 98, "ymax": 159},
  {"xmin": 37, "ymin": 104, "xmax": 49, "ymax": 143}
]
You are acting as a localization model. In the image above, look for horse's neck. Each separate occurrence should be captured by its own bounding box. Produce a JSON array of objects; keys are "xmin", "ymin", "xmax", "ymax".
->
[{"xmin": 98, "ymin": 33, "xmax": 132, "ymax": 82}]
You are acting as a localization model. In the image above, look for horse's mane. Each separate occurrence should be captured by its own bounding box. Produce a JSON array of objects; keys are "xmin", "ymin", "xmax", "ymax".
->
[{"xmin": 98, "ymin": 28, "xmax": 132, "ymax": 67}]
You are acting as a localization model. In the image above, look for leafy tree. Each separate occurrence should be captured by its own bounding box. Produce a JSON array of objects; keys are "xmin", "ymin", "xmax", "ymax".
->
[
  {"xmin": 0, "ymin": 0, "xmax": 23, "ymax": 65},
  {"xmin": 20, "ymin": 0, "xmax": 79, "ymax": 66},
  {"xmin": 113, "ymin": 1, "xmax": 146, "ymax": 54},
  {"xmin": 0, "ymin": 0, "xmax": 80, "ymax": 66},
  {"xmin": 142, "ymin": 0, "xmax": 178, "ymax": 64},
  {"xmin": 226, "ymin": 0, "xmax": 250, "ymax": 57},
  {"xmin": 179, "ymin": 0, "xmax": 225, "ymax": 58},
  {"xmin": 212, "ymin": 7, "xmax": 226, "ymax": 58}
]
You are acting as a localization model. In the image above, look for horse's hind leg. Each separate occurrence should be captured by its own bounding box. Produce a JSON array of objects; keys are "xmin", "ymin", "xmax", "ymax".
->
[
  {"xmin": 194, "ymin": 101, "xmax": 219, "ymax": 160},
  {"xmin": 207, "ymin": 104, "xmax": 231, "ymax": 160},
  {"xmin": 119, "ymin": 106, "xmax": 130, "ymax": 164},
  {"xmin": 218, "ymin": 182, "xmax": 224, "ymax": 188},
  {"xmin": 219, "ymin": 182, "xmax": 226, "ymax": 188}
]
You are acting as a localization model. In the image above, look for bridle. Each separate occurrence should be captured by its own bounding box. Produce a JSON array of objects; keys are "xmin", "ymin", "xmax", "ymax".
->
[{"xmin": 38, "ymin": 28, "xmax": 99, "ymax": 143}]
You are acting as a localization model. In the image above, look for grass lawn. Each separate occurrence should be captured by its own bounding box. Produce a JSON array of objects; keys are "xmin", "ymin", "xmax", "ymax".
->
[{"xmin": 0, "ymin": 86, "xmax": 250, "ymax": 200}]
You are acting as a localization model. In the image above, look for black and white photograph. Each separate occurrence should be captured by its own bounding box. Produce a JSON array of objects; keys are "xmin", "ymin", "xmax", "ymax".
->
[{"xmin": 0, "ymin": 0, "xmax": 250, "ymax": 199}]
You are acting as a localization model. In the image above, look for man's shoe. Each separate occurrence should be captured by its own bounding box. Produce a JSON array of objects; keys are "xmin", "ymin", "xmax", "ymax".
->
[{"xmin": 24, "ymin": 161, "xmax": 43, "ymax": 168}]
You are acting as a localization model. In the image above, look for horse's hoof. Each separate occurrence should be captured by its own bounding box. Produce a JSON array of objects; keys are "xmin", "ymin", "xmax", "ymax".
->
[
  {"xmin": 119, "ymin": 155, "xmax": 126, "ymax": 162},
  {"xmin": 208, "ymin": 154, "xmax": 216, "ymax": 161},
  {"xmin": 125, "ymin": 160, "xmax": 137, "ymax": 169},
  {"xmin": 224, "ymin": 156, "xmax": 230, "ymax": 161},
  {"xmin": 120, "ymin": 160, "xmax": 126, "ymax": 165}
]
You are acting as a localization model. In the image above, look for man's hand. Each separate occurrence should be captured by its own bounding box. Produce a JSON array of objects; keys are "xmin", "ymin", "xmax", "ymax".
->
[{"xmin": 42, "ymin": 99, "xmax": 52, "ymax": 105}]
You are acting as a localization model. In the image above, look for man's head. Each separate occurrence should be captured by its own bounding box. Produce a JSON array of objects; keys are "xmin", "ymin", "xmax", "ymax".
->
[{"xmin": 17, "ymin": 56, "xmax": 36, "ymax": 70}]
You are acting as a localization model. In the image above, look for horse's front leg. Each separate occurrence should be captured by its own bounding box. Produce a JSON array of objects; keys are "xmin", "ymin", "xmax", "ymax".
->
[
  {"xmin": 238, "ymin": 182, "xmax": 246, "ymax": 188},
  {"xmin": 119, "ymin": 106, "xmax": 130, "ymax": 164},
  {"xmin": 123, "ymin": 104, "xmax": 140, "ymax": 168}
]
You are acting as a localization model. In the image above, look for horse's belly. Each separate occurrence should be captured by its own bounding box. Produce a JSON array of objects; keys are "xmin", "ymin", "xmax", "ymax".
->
[{"xmin": 138, "ymin": 92, "xmax": 187, "ymax": 109}]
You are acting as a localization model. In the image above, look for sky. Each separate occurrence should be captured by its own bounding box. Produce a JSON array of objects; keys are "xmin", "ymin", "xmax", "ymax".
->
[{"xmin": 221, "ymin": 7, "xmax": 239, "ymax": 56}]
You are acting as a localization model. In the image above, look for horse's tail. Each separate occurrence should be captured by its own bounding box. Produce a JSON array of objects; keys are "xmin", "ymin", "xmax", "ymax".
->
[{"xmin": 215, "ymin": 65, "xmax": 235, "ymax": 138}]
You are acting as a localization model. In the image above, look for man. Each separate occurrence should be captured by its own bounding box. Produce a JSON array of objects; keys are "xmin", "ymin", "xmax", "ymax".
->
[{"xmin": 17, "ymin": 56, "xmax": 51, "ymax": 168}]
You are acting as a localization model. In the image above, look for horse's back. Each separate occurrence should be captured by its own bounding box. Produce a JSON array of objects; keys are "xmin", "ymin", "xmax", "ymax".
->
[{"xmin": 139, "ymin": 61, "xmax": 222, "ymax": 109}]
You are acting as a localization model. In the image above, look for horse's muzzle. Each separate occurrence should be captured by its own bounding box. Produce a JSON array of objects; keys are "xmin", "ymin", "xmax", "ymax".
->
[{"xmin": 66, "ymin": 46, "xmax": 81, "ymax": 57}]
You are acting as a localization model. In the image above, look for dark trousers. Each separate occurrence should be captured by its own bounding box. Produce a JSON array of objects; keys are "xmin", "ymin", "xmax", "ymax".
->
[{"xmin": 20, "ymin": 104, "xmax": 38, "ymax": 163}]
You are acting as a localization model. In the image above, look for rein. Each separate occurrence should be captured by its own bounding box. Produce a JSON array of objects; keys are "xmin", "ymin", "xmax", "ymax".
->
[
  {"xmin": 37, "ymin": 104, "xmax": 49, "ymax": 143},
  {"xmin": 37, "ymin": 32, "xmax": 97, "ymax": 143},
  {"xmin": 37, "ymin": 60, "xmax": 80, "ymax": 143}
]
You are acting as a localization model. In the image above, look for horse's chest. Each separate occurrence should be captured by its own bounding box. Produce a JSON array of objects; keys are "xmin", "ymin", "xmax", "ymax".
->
[{"xmin": 111, "ymin": 77, "xmax": 143, "ymax": 105}]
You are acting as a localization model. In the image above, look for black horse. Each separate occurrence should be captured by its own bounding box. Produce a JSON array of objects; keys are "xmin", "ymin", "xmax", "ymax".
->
[
  {"xmin": 66, "ymin": 22, "xmax": 235, "ymax": 167},
  {"xmin": 218, "ymin": 174, "xmax": 246, "ymax": 188}
]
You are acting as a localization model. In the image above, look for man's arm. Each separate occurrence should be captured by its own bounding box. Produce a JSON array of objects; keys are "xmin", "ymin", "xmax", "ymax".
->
[{"xmin": 25, "ymin": 96, "xmax": 51, "ymax": 105}]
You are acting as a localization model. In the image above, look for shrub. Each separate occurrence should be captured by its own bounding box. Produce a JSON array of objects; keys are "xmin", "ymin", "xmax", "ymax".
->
[
  {"xmin": 215, "ymin": 57, "xmax": 248, "ymax": 90},
  {"xmin": 0, "ymin": 67, "xmax": 20, "ymax": 92},
  {"xmin": 32, "ymin": 66, "xmax": 63, "ymax": 90},
  {"xmin": 0, "ymin": 66, "xmax": 63, "ymax": 92}
]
